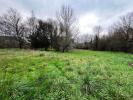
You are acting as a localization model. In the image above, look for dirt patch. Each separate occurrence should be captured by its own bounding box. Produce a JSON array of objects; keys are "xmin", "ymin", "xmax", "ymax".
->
[{"xmin": 128, "ymin": 62, "xmax": 133, "ymax": 67}]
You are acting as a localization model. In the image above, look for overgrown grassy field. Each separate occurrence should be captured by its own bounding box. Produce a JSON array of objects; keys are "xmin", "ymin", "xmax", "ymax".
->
[{"xmin": 0, "ymin": 49, "xmax": 133, "ymax": 100}]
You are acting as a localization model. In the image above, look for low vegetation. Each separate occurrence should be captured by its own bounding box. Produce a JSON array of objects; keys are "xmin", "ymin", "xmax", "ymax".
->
[{"xmin": 0, "ymin": 49, "xmax": 133, "ymax": 100}]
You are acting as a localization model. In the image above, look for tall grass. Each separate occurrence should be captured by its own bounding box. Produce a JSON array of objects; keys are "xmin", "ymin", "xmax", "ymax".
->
[{"xmin": 0, "ymin": 49, "xmax": 133, "ymax": 100}]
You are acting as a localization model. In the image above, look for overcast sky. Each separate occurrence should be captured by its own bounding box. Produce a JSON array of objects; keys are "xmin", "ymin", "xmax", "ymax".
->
[{"xmin": 1, "ymin": 0, "xmax": 133, "ymax": 34}]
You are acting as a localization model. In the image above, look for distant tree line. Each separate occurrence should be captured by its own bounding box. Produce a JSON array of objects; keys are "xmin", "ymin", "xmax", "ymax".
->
[
  {"xmin": 0, "ymin": 6, "xmax": 132, "ymax": 53},
  {"xmin": 76, "ymin": 12, "xmax": 133, "ymax": 53},
  {"xmin": 0, "ymin": 6, "xmax": 78, "ymax": 52}
]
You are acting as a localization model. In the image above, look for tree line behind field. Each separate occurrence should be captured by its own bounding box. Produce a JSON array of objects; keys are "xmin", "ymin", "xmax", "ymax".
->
[
  {"xmin": 0, "ymin": 6, "xmax": 133, "ymax": 53},
  {"xmin": 76, "ymin": 13, "xmax": 133, "ymax": 53},
  {"xmin": 0, "ymin": 6, "xmax": 77, "ymax": 52}
]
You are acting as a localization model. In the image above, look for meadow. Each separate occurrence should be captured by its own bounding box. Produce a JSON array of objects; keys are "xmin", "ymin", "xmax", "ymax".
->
[{"xmin": 0, "ymin": 49, "xmax": 133, "ymax": 100}]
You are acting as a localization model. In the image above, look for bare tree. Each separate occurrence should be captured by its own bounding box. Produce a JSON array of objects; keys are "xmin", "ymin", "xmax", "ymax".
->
[
  {"xmin": 93, "ymin": 25, "xmax": 102, "ymax": 37},
  {"xmin": 93, "ymin": 25, "xmax": 102, "ymax": 50},
  {"xmin": 56, "ymin": 5, "xmax": 77, "ymax": 52},
  {"xmin": 0, "ymin": 8, "xmax": 25, "ymax": 48},
  {"xmin": 26, "ymin": 11, "xmax": 38, "ymax": 36},
  {"xmin": 89, "ymin": 12, "xmax": 133, "ymax": 53},
  {"xmin": 119, "ymin": 13, "xmax": 133, "ymax": 51},
  {"xmin": 109, "ymin": 13, "xmax": 133, "ymax": 52}
]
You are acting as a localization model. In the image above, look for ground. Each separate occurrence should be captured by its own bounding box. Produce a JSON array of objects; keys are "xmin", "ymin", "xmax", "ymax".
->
[{"xmin": 0, "ymin": 49, "xmax": 133, "ymax": 100}]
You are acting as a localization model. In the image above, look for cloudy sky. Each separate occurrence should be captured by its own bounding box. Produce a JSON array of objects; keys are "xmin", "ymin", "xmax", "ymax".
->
[{"xmin": 1, "ymin": 0, "xmax": 133, "ymax": 34}]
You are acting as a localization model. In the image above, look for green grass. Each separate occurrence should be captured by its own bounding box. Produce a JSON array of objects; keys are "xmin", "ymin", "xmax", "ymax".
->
[{"xmin": 0, "ymin": 49, "xmax": 133, "ymax": 100}]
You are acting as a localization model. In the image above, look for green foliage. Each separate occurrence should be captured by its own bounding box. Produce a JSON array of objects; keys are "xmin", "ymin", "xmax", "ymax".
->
[{"xmin": 0, "ymin": 49, "xmax": 133, "ymax": 100}]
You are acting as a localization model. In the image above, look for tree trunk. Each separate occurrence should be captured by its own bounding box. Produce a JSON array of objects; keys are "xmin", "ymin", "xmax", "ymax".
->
[{"xmin": 19, "ymin": 42, "xmax": 22, "ymax": 49}]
